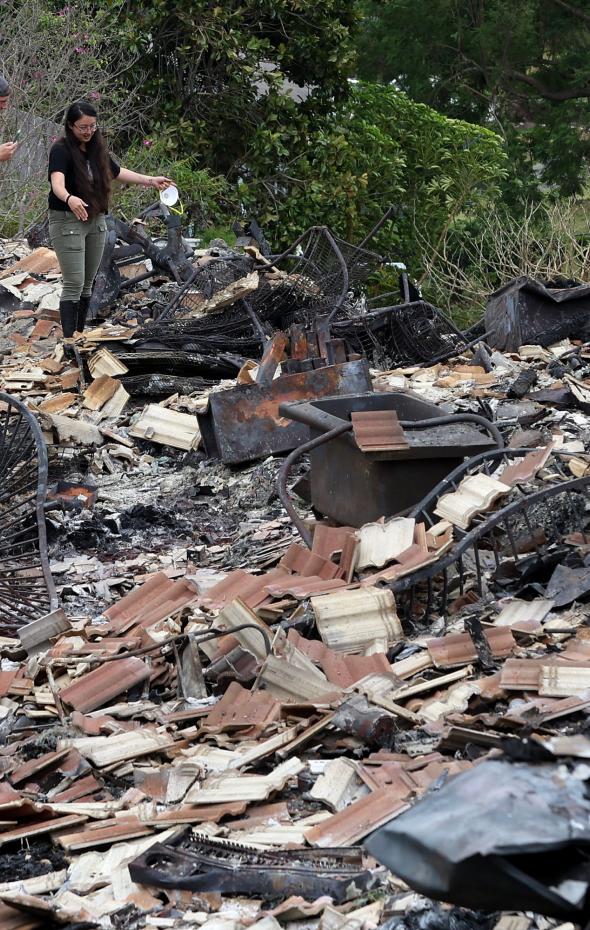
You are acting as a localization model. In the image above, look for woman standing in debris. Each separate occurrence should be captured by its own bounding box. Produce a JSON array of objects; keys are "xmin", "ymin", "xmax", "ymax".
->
[{"xmin": 48, "ymin": 100, "xmax": 172, "ymax": 341}]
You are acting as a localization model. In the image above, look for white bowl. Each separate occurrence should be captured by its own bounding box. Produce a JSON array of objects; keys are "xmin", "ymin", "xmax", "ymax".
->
[{"xmin": 159, "ymin": 185, "xmax": 179, "ymax": 206}]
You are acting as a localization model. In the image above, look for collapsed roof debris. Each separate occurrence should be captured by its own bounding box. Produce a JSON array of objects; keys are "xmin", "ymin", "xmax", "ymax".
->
[{"xmin": 0, "ymin": 216, "xmax": 589, "ymax": 929}]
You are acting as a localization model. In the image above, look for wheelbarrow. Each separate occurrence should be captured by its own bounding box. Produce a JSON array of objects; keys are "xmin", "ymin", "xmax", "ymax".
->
[{"xmin": 278, "ymin": 391, "xmax": 502, "ymax": 532}]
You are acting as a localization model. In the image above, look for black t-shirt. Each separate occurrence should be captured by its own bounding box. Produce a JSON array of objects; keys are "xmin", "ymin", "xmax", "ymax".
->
[{"xmin": 48, "ymin": 140, "xmax": 120, "ymax": 212}]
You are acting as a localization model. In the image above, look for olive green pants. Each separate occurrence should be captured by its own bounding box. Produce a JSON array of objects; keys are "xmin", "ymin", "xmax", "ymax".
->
[{"xmin": 49, "ymin": 210, "xmax": 107, "ymax": 302}]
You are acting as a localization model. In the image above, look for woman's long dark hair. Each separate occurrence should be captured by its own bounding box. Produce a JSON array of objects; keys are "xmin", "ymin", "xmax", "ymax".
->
[{"xmin": 62, "ymin": 101, "xmax": 112, "ymax": 217}]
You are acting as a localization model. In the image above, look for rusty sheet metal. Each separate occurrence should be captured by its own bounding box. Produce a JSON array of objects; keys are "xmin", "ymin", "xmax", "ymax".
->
[
  {"xmin": 427, "ymin": 627, "xmax": 515, "ymax": 668},
  {"xmin": 305, "ymin": 785, "xmax": 409, "ymax": 847},
  {"xmin": 201, "ymin": 682, "xmax": 281, "ymax": 735},
  {"xmin": 197, "ymin": 360, "xmax": 372, "ymax": 465},
  {"xmin": 59, "ymin": 657, "xmax": 150, "ymax": 713},
  {"xmin": 129, "ymin": 829, "xmax": 378, "ymax": 901},
  {"xmin": 351, "ymin": 410, "xmax": 409, "ymax": 452}
]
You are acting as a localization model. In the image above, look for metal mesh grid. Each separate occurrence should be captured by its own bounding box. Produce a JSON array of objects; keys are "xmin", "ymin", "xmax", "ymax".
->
[
  {"xmin": 156, "ymin": 226, "xmax": 384, "ymax": 332},
  {"xmin": 333, "ymin": 301, "xmax": 473, "ymax": 368},
  {"xmin": 0, "ymin": 393, "xmax": 57, "ymax": 631},
  {"xmin": 388, "ymin": 448, "xmax": 590, "ymax": 623},
  {"xmin": 131, "ymin": 304, "xmax": 263, "ymax": 360}
]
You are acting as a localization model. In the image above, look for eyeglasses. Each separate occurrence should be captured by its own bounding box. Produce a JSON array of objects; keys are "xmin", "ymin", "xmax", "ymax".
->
[{"xmin": 74, "ymin": 123, "xmax": 98, "ymax": 133}]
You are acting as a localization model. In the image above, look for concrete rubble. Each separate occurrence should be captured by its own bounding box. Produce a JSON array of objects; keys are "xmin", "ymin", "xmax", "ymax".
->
[{"xmin": 0, "ymin": 226, "xmax": 589, "ymax": 929}]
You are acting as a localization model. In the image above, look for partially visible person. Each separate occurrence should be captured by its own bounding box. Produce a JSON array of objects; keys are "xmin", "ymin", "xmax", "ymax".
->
[
  {"xmin": 48, "ymin": 100, "xmax": 172, "ymax": 341},
  {"xmin": 0, "ymin": 72, "xmax": 18, "ymax": 163}
]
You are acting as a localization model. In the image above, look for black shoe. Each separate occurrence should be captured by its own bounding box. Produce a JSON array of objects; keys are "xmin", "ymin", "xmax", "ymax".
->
[
  {"xmin": 77, "ymin": 295, "xmax": 90, "ymax": 333},
  {"xmin": 59, "ymin": 300, "xmax": 78, "ymax": 339}
]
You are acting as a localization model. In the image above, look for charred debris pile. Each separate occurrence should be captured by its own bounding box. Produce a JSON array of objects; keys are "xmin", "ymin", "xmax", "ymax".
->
[{"xmin": 0, "ymin": 214, "xmax": 589, "ymax": 929}]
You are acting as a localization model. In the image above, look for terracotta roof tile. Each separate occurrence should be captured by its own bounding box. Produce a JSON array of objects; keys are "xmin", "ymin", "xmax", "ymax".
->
[
  {"xmin": 427, "ymin": 627, "xmax": 515, "ymax": 668},
  {"xmin": 201, "ymin": 568, "xmax": 288, "ymax": 611},
  {"xmin": 288, "ymin": 629, "xmax": 391, "ymax": 687},
  {"xmin": 264, "ymin": 576, "xmax": 348, "ymax": 599},
  {"xmin": 102, "ymin": 572, "xmax": 198, "ymax": 632},
  {"xmin": 59, "ymin": 657, "xmax": 150, "ymax": 713},
  {"xmin": 304, "ymin": 786, "xmax": 409, "ymax": 847},
  {"xmin": 279, "ymin": 543, "xmax": 340, "ymax": 579},
  {"xmin": 10, "ymin": 749, "xmax": 72, "ymax": 787},
  {"xmin": 0, "ymin": 671, "xmax": 18, "ymax": 698},
  {"xmin": 351, "ymin": 410, "xmax": 409, "ymax": 452},
  {"xmin": 202, "ymin": 681, "xmax": 282, "ymax": 735},
  {"xmin": 357, "ymin": 761, "xmax": 416, "ymax": 796},
  {"xmin": 500, "ymin": 445, "xmax": 553, "ymax": 486}
]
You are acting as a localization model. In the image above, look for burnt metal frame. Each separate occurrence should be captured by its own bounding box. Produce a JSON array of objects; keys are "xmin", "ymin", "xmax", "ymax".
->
[
  {"xmin": 88, "ymin": 203, "xmax": 196, "ymax": 321},
  {"xmin": 0, "ymin": 393, "xmax": 57, "ymax": 628},
  {"xmin": 388, "ymin": 448, "xmax": 590, "ymax": 621},
  {"xmin": 247, "ymin": 225, "xmax": 351, "ymax": 325},
  {"xmin": 332, "ymin": 299, "xmax": 481, "ymax": 368},
  {"xmin": 129, "ymin": 829, "xmax": 375, "ymax": 900}
]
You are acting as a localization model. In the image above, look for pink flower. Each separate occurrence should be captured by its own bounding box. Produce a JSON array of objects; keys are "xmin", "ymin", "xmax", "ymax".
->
[
  {"xmin": 143, "ymin": 139, "xmax": 153, "ymax": 147},
  {"xmin": 88, "ymin": 91, "xmax": 101, "ymax": 101}
]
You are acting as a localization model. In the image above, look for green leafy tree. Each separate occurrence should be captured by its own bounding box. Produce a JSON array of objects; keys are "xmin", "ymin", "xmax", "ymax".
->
[
  {"xmin": 355, "ymin": 0, "xmax": 590, "ymax": 198},
  {"xmin": 99, "ymin": 0, "xmax": 362, "ymax": 174},
  {"xmin": 239, "ymin": 83, "xmax": 507, "ymax": 275}
]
